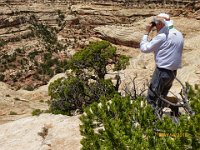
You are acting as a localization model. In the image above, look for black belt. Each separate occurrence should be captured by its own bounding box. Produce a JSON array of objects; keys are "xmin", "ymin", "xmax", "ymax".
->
[{"xmin": 157, "ymin": 67, "xmax": 177, "ymax": 73}]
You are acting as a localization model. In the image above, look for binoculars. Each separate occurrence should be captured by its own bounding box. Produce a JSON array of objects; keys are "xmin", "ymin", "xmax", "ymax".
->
[{"xmin": 151, "ymin": 22, "xmax": 156, "ymax": 27}]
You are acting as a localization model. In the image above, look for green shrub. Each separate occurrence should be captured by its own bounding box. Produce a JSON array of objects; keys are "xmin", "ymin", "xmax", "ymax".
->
[
  {"xmin": 24, "ymin": 85, "xmax": 35, "ymax": 91},
  {"xmin": 48, "ymin": 76, "xmax": 86, "ymax": 115},
  {"xmin": 9, "ymin": 111, "xmax": 18, "ymax": 115},
  {"xmin": 0, "ymin": 73, "xmax": 5, "ymax": 81},
  {"xmin": 188, "ymin": 83, "xmax": 200, "ymax": 114},
  {"xmin": 87, "ymin": 79, "xmax": 118, "ymax": 102},
  {"xmin": 15, "ymin": 48, "xmax": 25, "ymax": 54},
  {"xmin": 32, "ymin": 109, "xmax": 43, "ymax": 116},
  {"xmin": 48, "ymin": 75, "xmax": 118, "ymax": 116},
  {"xmin": 30, "ymin": 15, "xmax": 65, "ymax": 53},
  {"xmin": 80, "ymin": 93, "xmax": 200, "ymax": 150},
  {"xmin": 31, "ymin": 21, "xmax": 57, "ymax": 46},
  {"xmin": 68, "ymin": 40, "xmax": 129, "ymax": 79},
  {"xmin": 8, "ymin": 52, "xmax": 17, "ymax": 62},
  {"xmin": 28, "ymin": 50, "xmax": 40, "ymax": 60},
  {"xmin": 56, "ymin": 9, "xmax": 65, "ymax": 27},
  {"xmin": 0, "ymin": 40, "xmax": 7, "ymax": 47},
  {"xmin": 48, "ymin": 41, "xmax": 129, "ymax": 115}
]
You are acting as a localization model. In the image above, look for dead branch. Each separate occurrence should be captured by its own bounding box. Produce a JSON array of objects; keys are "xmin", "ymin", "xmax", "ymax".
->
[
  {"xmin": 121, "ymin": 74, "xmax": 148, "ymax": 99},
  {"xmin": 130, "ymin": 74, "xmax": 137, "ymax": 99},
  {"xmin": 114, "ymin": 74, "xmax": 121, "ymax": 91},
  {"xmin": 175, "ymin": 77, "xmax": 195, "ymax": 115}
]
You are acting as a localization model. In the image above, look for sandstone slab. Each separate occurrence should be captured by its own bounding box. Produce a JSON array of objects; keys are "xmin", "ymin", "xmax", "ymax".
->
[{"xmin": 0, "ymin": 114, "xmax": 82, "ymax": 150}]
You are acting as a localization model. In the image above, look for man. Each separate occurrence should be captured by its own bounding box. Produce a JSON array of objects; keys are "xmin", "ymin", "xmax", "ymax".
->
[{"xmin": 140, "ymin": 13, "xmax": 184, "ymax": 111}]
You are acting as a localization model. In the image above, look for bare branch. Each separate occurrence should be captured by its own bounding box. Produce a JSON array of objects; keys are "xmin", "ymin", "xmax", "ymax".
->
[
  {"xmin": 175, "ymin": 77, "xmax": 194, "ymax": 115},
  {"xmin": 114, "ymin": 74, "xmax": 121, "ymax": 91},
  {"xmin": 139, "ymin": 81, "xmax": 148, "ymax": 97},
  {"xmin": 121, "ymin": 75, "xmax": 148, "ymax": 99},
  {"xmin": 130, "ymin": 74, "xmax": 137, "ymax": 99}
]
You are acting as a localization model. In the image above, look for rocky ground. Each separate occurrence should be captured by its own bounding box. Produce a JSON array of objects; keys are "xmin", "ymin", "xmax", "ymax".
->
[
  {"xmin": 0, "ymin": 114, "xmax": 82, "ymax": 150},
  {"xmin": 0, "ymin": 0, "xmax": 200, "ymax": 149},
  {"xmin": 0, "ymin": 0, "xmax": 199, "ymax": 89}
]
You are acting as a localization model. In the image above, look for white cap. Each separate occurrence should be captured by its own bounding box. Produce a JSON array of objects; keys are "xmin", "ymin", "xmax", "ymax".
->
[
  {"xmin": 165, "ymin": 20, "xmax": 173, "ymax": 27},
  {"xmin": 155, "ymin": 13, "xmax": 173, "ymax": 27},
  {"xmin": 157, "ymin": 13, "xmax": 170, "ymax": 20}
]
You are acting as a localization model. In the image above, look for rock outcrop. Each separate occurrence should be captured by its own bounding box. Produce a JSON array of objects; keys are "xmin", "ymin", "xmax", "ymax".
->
[
  {"xmin": 0, "ymin": 1, "xmax": 200, "ymax": 149},
  {"xmin": 0, "ymin": 73, "xmax": 67, "ymax": 125},
  {"xmin": 94, "ymin": 25, "xmax": 142, "ymax": 47},
  {"xmin": 0, "ymin": 0, "xmax": 199, "ymax": 89},
  {"xmin": 0, "ymin": 114, "xmax": 82, "ymax": 150}
]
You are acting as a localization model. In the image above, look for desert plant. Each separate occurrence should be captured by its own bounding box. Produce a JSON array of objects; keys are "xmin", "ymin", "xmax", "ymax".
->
[
  {"xmin": 29, "ymin": 16, "xmax": 65, "ymax": 52},
  {"xmin": 8, "ymin": 52, "xmax": 17, "ymax": 62},
  {"xmin": 15, "ymin": 48, "xmax": 25, "ymax": 54},
  {"xmin": 0, "ymin": 55, "xmax": 8, "ymax": 65},
  {"xmin": 38, "ymin": 126, "xmax": 49, "ymax": 139},
  {"xmin": 68, "ymin": 40, "xmax": 129, "ymax": 80},
  {"xmin": 80, "ymin": 91, "xmax": 200, "ymax": 150},
  {"xmin": 32, "ymin": 109, "xmax": 43, "ymax": 116},
  {"xmin": 24, "ymin": 85, "xmax": 35, "ymax": 91},
  {"xmin": 28, "ymin": 50, "xmax": 41, "ymax": 60},
  {"xmin": 188, "ymin": 83, "xmax": 200, "ymax": 114},
  {"xmin": 48, "ymin": 75, "xmax": 118, "ymax": 115},
  {"xmin": 48, "ymin": 40, "xmax": 129, "ymax": 115},
  {"xmin": 0, "ymin": 40, "xmax": 7, "ymax": 47},
  {"xmin": 0, "ymin": 73, "xmax": 5, "ymax": 81},
  {"xmin": 30, "ymin": 20, "xmax": 57, "ymax": 46},
  {"xmin": 9, "ymin": 111, "xmax": 18, "ymax": 115},
  {"xmin": 49, "ymin": 76, "xmax": 88, "ymax": 115},
  {"xmin": 56, "ymin": 9, "xmax": 65, "ymax": 27},
  {"xmin": 20, "ymin": 58, "xmax": 28, "ymax": 66}
]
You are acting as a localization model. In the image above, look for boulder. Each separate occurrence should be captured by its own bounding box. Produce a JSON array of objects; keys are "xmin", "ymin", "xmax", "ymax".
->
[
  {"xmin": 0, "ymin": 16, "xmax": 27, "ymax": 29},
  {"xmin": 0, "ymin": 114, "xmax": 82, "ymax": 150},
  {"xmin": 94, "ymin": 25, "xmax": 143, "ymax": 47}
]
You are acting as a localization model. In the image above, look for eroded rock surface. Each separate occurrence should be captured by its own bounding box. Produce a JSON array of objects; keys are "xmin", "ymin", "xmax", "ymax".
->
[
  {"xmin": 0, "ymin": 1, "xmax": 200, "ymax": 150},
  {"xmin": 0, "ymin": 114, "xmax": 82, "ymax": 150}
]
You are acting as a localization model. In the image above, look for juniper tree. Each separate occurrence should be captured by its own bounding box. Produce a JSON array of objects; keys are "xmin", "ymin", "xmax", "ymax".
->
[
  {"xmin": 80, "ymin": 86, "xmax": 200, "ymax": 150},
  {"xmin": 68, "ymin": 40, "xmax": 129, "ymax": 80},
  {"xmin": 48, "ymin": 40, "xmax": 130, "ymax": 115}
]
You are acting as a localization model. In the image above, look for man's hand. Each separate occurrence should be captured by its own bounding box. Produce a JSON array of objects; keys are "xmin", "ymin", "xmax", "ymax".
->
[{"xmin": 145, "ymin": 23, "xmax": 154, "ymax": 35}]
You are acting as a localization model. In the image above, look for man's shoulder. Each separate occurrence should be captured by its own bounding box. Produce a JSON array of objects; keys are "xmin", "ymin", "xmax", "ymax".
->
[
  {"xmin": 170, "ymin": 28, "xmax": 182, "ymax": 34},
  {"xmin": 171, "ymin": 28, "xmax": 183, "ymax": 37},
  {"xmin": 156, "ymin": 32, "xmax": 168, "ymax": 40}
]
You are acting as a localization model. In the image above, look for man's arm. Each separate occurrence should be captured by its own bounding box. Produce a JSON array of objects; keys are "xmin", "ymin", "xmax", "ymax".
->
[{"xmin": 140, "ymin": 34, "xmax": 164, "ymax": 53}]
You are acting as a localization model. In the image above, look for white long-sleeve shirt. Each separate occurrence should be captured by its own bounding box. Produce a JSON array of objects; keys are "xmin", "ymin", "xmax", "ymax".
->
[{"xmin": 140, "ymin": 27, "xmax": 184, "ymax": 70}]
